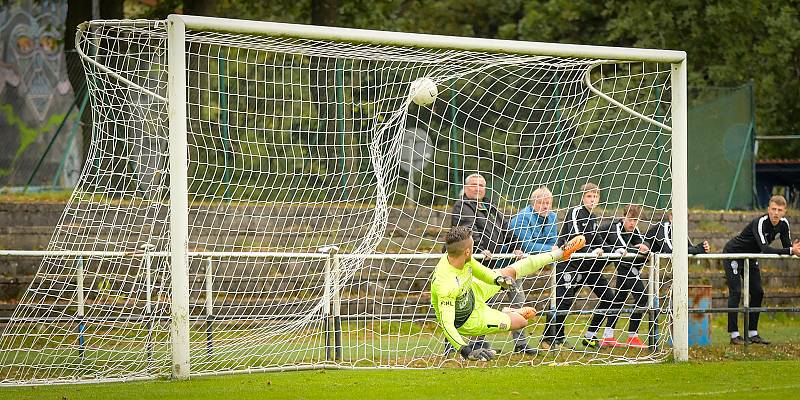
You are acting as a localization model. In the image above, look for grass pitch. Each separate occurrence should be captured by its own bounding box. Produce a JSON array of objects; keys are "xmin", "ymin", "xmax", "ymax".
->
[
  {"xmin": 2, "ymin": 360, "xmax": 799, "ymax": 400},
  {"xmin": 1, "ymin": 311, "xmax": 797, "ymax": 399}
]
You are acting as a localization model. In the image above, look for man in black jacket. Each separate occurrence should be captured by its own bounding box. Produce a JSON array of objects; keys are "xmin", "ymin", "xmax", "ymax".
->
[
  {"xmin": 645, "ymin": 211, "xmax": 709, "ymax": 255},
  {"xmin": 600, "ymin": 204, "xmax": 651, "ymax": 348},
  {"xmin": 448, "ymin": 173, "xmax": 535, "ymax": 355},
  {"xmin": 451, "ymin": 174, "xmax": 522, "ymax": 265},
  {"xmin": 722, "ymin": 195, "xmax": 800, "ymax": 345},
  {"xmin": 541, "ymin": 183, "xmax": 617, "ymax": 349}
]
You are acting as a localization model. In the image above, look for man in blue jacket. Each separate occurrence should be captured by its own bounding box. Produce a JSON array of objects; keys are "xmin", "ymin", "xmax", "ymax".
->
[{"xmin": 510, "ymin": 187, "xmax": 559, "ymax": 254}]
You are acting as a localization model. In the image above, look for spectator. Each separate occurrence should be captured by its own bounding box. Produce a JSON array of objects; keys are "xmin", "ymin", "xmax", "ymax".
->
[
  {"xmin": 509, "ymin": 187, "xmax": 559, "ymax": 254},
  {"xmin": 722, "ymin": 195, "xmax": 800, "ymax": 345},
  {"xmin": 541, "ymin": 183, "xmax": 616, "ymax": 349},
  {"xmin": 449, "ymin": 173, "xmax": 535, "ymax": 354},
  {"xmin": 599, "ymin": 204, "xmax": 650, "ymax": 348},
  {"xmin": 645, "ymin": 211, "xmax": 709, "ymax": 255}
]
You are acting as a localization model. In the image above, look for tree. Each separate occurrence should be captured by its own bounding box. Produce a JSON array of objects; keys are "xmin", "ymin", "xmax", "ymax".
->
[{"xmin": 124, "ymin": 0, "xmax": 800, "ymax": 159}]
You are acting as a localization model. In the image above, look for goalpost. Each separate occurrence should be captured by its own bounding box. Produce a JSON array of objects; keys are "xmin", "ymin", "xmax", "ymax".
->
[{"xmin": 0, "ymin": 15, "xmax": 687, "ymax": 384}]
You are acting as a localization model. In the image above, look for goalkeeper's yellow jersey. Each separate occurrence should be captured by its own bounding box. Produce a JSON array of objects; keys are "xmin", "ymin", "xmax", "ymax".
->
[{"xmin": 430, "ymin": 255, "xmax": 499, "ymax": 350}]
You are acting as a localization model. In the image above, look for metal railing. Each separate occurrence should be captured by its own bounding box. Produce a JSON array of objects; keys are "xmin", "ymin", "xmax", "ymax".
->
[{"xmin": 0, "ymin": 249, "xmax": 797, "ymax": 360}]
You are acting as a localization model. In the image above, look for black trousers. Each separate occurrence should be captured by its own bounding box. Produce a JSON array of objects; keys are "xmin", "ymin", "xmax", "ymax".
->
[
  {"xmin": 613, "ymin": 262, "xmax": 649, "ymax": 334},
  {"xmin": 543, "ymin": 260, "xmax": 616, "ymax": 342},
  {"xmin": 723, "ymin": 258, "xmax": 763, "ymax": 333}
]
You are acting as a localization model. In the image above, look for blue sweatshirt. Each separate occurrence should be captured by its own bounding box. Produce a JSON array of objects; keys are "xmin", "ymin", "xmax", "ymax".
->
[{"xmin": 509, "ymin": 205, "xmax": 558, "ymax": 254}]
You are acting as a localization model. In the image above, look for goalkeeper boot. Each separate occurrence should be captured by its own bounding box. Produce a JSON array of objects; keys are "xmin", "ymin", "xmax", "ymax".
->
[{"xmin": 559, "ymin": 235, "xmax": 586, "ymax": 261}]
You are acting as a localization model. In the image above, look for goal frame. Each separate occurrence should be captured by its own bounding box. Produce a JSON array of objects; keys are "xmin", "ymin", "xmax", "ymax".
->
[{"xmin": 155, "ymin": 14, "xmax": 688, "ymax": 379}]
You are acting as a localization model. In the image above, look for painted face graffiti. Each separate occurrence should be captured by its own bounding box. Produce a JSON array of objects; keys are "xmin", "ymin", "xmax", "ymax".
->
[{"xmin": 1, "ymin": 1, "xmax": 71, "ymax": 121}]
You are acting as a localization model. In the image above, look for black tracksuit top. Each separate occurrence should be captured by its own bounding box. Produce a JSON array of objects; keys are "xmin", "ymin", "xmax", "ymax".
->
[{"xmin": 723, "ymin": 214, "xmax": 792, "ymax": 255}]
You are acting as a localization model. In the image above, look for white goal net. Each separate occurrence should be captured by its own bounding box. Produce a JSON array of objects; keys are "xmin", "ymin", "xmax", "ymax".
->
[{"xmin": 0, "ymin": 16, "xmax": 687, "ymax": 384}]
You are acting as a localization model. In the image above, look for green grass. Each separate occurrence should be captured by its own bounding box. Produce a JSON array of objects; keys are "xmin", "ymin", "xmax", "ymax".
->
[
  {"xmin": 710, "ymin": 312, "xmax": 800, "ymax": 344},
  {"xmin": 5, "ymin": 313, "xmax": 799, "ymax": 382},
  {"xmin": 0, "ymin": 316, "xmax": 798, "ymax": 398},
  {"xmin": 2, "ymin": 360, "xmax": 799, "ymax": 399},
  {"xmin": 2, "ymin": 315, "xmax": 798, "ymax": 396},
  {"xmin": 0, "ymin": 190, "xmax": 73, "ymax": 203}
]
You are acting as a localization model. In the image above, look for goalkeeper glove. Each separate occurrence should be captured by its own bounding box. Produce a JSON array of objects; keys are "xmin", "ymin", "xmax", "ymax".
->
[
  {"xmin": 494, "ymin": 275, "xmax": 517, "ymax": 291},
  {"xmin": 459, "ymin": 346, "xmax": 496, "ymax": 361}
]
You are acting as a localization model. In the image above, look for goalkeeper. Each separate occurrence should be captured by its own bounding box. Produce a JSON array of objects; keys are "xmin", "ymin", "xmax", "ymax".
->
[{"xmin": 431, "ymin": 226, "xmax": 585, "ymax": 361}]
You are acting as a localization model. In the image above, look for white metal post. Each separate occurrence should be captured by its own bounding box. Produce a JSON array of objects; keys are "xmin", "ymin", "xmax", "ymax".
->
[
  {"xmin": 550, "ymin": 264, "xmax": 557, "ymax": 331},
  {"xmin": 178, "ymin": 15, "xmax": 685, "ymax": 62},
  {"xmin": 167, "ymin": 14, "xmax": 190, "ymax": 380},
  {"xmin": 647, "ymin": 256, "xmax": 655, "ymax": 348},
  {"xmin": 318, "ymin": 245, "xmax": 339, "ymax": 361},
  {"xmin": 323, "ymin": 255, "xmax": 332, "ymax": 361},
  {"xmin": 670, "ymin": 58, "xmax": 689, "ymax": 362},
  {"xmin": 743, "ymin": 259, "xmax": 750, "ymax": 347},
  {"xmin": 204, "ymin": 258, "xmax": 214, "ymax": 316},
  {"xmin": 142, "ymin": 244, "xmax": 155, "ymax": 361},
  {"xmin": 654, "ymin": 255, "xmax": 662, "ymax": 346},
  {"xmin": 204, "ymin": 257, "xmax": 215, "ymax": 356},
  {"xmin": 332, "ymin": 255, "xmax": 342, "ymax": 361},
  {"xmin": 76, "ymin": 257, "xmax": 85, "ymax": 320},
  {"xmin": 76, "ymin": 257, "xmax": 85, "ymax": 359}
]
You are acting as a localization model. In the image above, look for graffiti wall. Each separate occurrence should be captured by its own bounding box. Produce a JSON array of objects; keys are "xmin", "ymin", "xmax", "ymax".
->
[{"xmin": 0, "ymin": 0, "xmax": 82, "ymax": 188}]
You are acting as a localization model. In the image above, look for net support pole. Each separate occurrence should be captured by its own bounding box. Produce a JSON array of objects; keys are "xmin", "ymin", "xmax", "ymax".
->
[
  {"xmin": 142, "ymin": 244, "xmax": 155, "ymax": 362},
  {"xmin": 323, "ymin": 256, "xmax": 332, "ymax": 361},
  {"xmin": 319, "ymin": 245, "xmax": 340, "ymax": 361},
  {"xmin": 204, "ymin": 258, "xmax": 215, "ymax": 357},
  {"xmin": 332, "ymin": 255, "xmax": 342, "ymax": 361},
  {"xmin": 654, "ymin": 256, "xmax": 662, "ymax": 349},
  {"xmin": 549, "ymin": 265, "xmax": 557, "ymax": 327},
  {"xmin": 167, "ymin": 14, "xmax": 191, "ymax": 380},
  {"xmin": 648, "ymin": 255, "xmax": 663, "ymax": 350},
  {"xmin": 76, "ymin": 256, "xmax": 85, "ymax": 360},
  {"xmin": 743, "ymin": 259, "xmax": 750, "ymax": 349},
  {"xmin": 670, "ymin": 58, "xmax": 689, "ymax": 362},
  {"xmin": 647, "ymin": 256, "xmax": 655, "ymax": 349}
]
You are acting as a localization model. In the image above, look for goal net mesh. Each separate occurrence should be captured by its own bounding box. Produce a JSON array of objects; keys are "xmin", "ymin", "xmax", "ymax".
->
[{"xmin": 0, "ymin": 20, "xmax": 676, "ymax": 384}]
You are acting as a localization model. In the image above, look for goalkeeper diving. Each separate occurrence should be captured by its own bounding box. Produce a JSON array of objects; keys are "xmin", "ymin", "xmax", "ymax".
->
[{"xmin": 431, "ymin": 225, "xmax": 586, "ymax": 361}]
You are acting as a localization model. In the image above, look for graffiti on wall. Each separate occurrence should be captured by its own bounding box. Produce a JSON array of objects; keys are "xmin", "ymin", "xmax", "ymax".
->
[{"xmin": 0, "ymin": 0, "xmax": 82, "ymax": 188}]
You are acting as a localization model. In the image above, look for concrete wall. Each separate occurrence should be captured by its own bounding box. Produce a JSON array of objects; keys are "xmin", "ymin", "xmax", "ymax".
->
[{"xmin": 0, "ymin": 201, "xmax": 798, "ymax": 317}]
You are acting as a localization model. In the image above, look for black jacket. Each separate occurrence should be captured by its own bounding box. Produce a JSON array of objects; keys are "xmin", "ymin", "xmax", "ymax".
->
[
  {"xmin": 644, "ymin": 221, "xmax": 707, "ymax": 255},
  {"xmin": 557, "ymin": 205, "xmax": 604, "ymax": 252},
  {"xmin": 723, "ymin": 214, "xmax": 792, "ymax": 254},
  {"xmin": 450, "ymin": 196, "xmax": 515, "ymax": 254},
  {"xmin": 599, "ymin": 219, "xmax": 645, "ymax": 254}
]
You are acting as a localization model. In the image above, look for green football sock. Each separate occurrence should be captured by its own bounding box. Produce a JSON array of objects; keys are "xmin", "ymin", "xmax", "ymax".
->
[{"xmin": 511, "ymin": 250, "xmax": 562, "ymax": 278}]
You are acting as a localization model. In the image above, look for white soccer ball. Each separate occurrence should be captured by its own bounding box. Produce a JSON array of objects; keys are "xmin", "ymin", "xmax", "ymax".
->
[{"xmin": 409, "ymin": 77, "xmax": 438, "ymax": 106}]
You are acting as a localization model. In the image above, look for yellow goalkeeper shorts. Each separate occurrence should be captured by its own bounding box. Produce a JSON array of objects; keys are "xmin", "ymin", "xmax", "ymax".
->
[{"xmin": 457, "ymin": 279, "xmax": 511, "ymax": 335}]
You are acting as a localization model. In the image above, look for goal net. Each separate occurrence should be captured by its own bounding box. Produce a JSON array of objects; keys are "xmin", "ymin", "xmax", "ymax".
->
[{"xmin": 0, "ymin": 16, "xmax": 687, "ymax": 384}]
